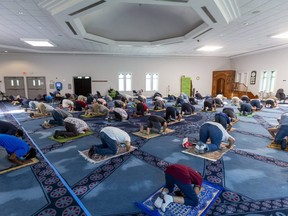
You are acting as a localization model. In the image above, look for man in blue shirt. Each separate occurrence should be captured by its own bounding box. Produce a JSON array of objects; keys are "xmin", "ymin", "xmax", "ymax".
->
[
  {"xmin": 214, "ymin": 112, "xmax": 232, "ymax": 131},
  {"xmin": 270, "ymin": 112, "xmax": 288, "ymax": 150},
  {"xmin": 0, "ymin": 134, "xmax": 36, "ymax": 164}
]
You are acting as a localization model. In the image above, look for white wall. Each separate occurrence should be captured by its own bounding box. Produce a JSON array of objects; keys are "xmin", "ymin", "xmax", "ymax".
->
[
  {"xmin": 231, "ymin": 47, "xmax": 288, "ymax": 97},
  {"xmin": 0, "ymin": 53, "xmax": 231, "ymax": 98}
]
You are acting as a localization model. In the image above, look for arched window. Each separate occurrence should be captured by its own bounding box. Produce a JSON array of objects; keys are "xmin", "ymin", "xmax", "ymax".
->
[
  {"xmin": 146, "ymin": 73, "xmax": 158, "ymax": 91},
  {"xmin": 268, "ymin": 71, "xmax": 276, "ymax": 92},
  {"xmin": 260, "ymin": 71, "xmax": 267, "ymax": 92},
  {"xmin": 118, "ymin": 73, "xmax": 124, "ymax": 91},
  {"xmin": 118, "ymin": 73, "xmax": 132, "ymax": 91},
  {"xmin": 259, "ymin": 70, "xmax": 276, "ymax": 93}
]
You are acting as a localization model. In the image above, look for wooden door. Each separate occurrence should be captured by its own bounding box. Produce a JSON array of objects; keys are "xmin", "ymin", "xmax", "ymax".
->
[{"xmin": 212, "ymin": 70, "xmax": 235, "ymax": 98}]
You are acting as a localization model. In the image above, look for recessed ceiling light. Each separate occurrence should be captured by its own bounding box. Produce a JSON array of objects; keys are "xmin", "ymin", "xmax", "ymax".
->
[
  {"xmin": 4, "ymin": 50, "xmax": 8, "ymax": 53},
  {"xmin": 20, "ymin": 39, "xmax": 56, "ymax": 47},
  {"xmin": 271, "ymin": 32, "xmax": 288, "ymax": 39},
  {"xmin": 18, "ymin": 11, "xmax": 24, "ymax": 15},
  {"xmin": 197, "ymin": 46, "xmax": 222, "ymax": 51}
]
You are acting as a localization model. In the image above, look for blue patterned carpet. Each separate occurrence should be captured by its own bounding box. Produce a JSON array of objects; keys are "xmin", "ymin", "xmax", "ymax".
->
[{"xmin": 0, "ymin": 101, "xmax": 288, "ymax": 216}]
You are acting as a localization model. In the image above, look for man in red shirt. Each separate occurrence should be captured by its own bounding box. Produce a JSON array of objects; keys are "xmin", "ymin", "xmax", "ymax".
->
[
  {"xmin": 74, "ymin": 99, "xmax": 88, "ymax": 111},
  {"xmin": 132, "ymin": 100, "xmax": 149, "ymax": 117},
  {"xmin": 154, "ymin": 164, "xmax": 203, "ymax": 212}
]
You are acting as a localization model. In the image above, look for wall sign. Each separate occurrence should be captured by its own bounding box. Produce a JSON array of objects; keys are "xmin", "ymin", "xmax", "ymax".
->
[
  {"xmin": 250, "ymin": 71, "xmax": 256, "ymax": 85},
  {"xmin": 55, "ymin": 82, "xmax": 63, "ymax": 90}
]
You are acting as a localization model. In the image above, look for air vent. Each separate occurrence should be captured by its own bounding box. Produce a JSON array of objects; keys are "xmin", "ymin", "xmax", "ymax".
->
[
  {"xmin": 84, "ymin": 38, "xmax": 108, "ymax": 45},
  {"xmin": 65, "ymin": 22, "xmax": 77, "ymax": 35},
  {"xmin": 192, "ymin": 28, "xmax": 213, "ymax": 39},
  {"xmin": 69, "ymin": 0, "xmax": 106, "ymax": 16},
  {"xmin": 201, "ymin": 6, "xmax": 217, "ymax": 23}
]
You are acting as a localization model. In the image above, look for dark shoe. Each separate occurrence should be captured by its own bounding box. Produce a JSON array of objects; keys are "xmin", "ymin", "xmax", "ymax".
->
[
  {"xmin": 29, "ymin": 113, "xmax": 34, "ymax": 118},
  {"xmin": 281, "ymin": 139, "xmax": 287, "ymax": 150},
  {"xmin": 53, "ymin": 130, "xmax": 60, "ymax": 139},
  {"xmin": 88, "ymin": 145, "xmax": 96, "ymax": 158},
  {"xmin": 174, "ymin": 190, "xmax": 184, "ymax": 197}
]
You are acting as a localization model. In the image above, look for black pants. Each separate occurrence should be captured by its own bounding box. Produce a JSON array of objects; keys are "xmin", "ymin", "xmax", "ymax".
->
[{"xmin": 57, "ymin": 122, "xmax": 78, "ymax": 137}]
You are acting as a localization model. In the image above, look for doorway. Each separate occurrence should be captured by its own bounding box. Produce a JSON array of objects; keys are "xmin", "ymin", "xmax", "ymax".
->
[
  {"xmin": 73, "ymin": 76, "xmax": 91, "ymax": 96},
  {"xmin": 4, "ymin": 77, "xmax": 25, "ymax": 97},
  {"xmin": 212, "ymin": 70, "xmax": 235, "ymax": 98},
  {"xmin": 26, "ymin": 77, "xmax": 46, "ymax": 99},
  {"xmin": 216, "ymin": 78, "xmax": 225, "ymax": 95}
]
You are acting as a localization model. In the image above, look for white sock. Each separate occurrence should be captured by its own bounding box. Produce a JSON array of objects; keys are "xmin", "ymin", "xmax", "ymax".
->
[
  {"xmin": 161, "ymin": 194, "xmax": 173, "ymax": 212},
  {"xmin": 154, "ymin": 196, "xmax": 163, "ymax": 208}
]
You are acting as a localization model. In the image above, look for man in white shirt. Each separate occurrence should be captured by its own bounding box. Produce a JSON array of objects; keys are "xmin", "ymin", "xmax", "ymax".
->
[
  {"xmin": 113, "ymin": 107, "xmax": 129, "ymax": 121},
  {"xmin": 195, "ymin": 121, "xmax": 235, "ymax": 154},
  {"xmin": 88, "ymin": 126, "xmax": 131, "ymax": 156},
  {"xmin": 29, "ymin": 102, "xmax": 54, "ymax": 118},
  {"xmin": 61, "ymin": 99, "xmax": 74, "ymax": 111}
]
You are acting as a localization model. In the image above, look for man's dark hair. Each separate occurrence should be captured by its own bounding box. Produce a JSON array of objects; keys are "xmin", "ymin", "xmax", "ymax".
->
[
  {"xmin": 16, "ymin": 129, "xmax": 24, "ymax": 137},
  {"xmin": 25, "ymin": 148, "xmax": 37, "ymax": 160}
]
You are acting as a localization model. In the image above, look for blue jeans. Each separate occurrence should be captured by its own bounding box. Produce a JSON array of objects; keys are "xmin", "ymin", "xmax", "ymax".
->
[
  {"xmin": 49, "ymin": 110, "xmax": 64, "ymax": 125},
  {"xmin": 165, "ymin": 174, "xmax": 199, "ymax": 206},
  {"xmin": 274, "ymin": 125, "xmax": 288, "ymax": 148},
  {"xmin": 29, "ymin": 101, "xmax": 37, "ymax": 110},
  {"xmin": 200, "ymin": 123, "xmax": 223, "ymax": 152},
  {"xmin": 176, "ymin": 98, "xmax": 185, "ymax": 106},
  {"xmin": 215, "ymin": 114, "xmax": 227, "ymax": 129},
  {"xmin": 240, "ymin": 103, "xmax": 252, "ymax": 115},
  {"xmin": 251, "ymin": 100, "xmax": 262, "ymax": 110},
  {"xmin": 95, "ymin": 132, "xmax": 117, "ymax": 155}
]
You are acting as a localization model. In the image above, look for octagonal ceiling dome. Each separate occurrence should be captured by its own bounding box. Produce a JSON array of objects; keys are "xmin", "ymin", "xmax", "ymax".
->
[
  {"xmin": 40, "ymin": 0, "xmax": 232, "ymax": 47},
  {"xmin": 80, "ymin": 3, "xmax": 204, "ymax": 42}
]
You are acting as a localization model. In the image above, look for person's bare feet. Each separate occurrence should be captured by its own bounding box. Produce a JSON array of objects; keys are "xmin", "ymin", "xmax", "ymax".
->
[
  {"xmin": 88, "ymin": 146, "xmax": 96, "ymax": 158},
  {"xmin": 227, "ymin": 137, "xmax": 235, "ymax": 148}
]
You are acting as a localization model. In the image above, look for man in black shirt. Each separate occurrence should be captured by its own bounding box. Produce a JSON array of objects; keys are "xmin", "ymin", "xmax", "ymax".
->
[
  {"xmin": 0, "ymin": 120, "xmax": 23, "ymax": 137},
  {"xmin": 141, "ymin": 115, "xmax": 168, "ymax": 135}
]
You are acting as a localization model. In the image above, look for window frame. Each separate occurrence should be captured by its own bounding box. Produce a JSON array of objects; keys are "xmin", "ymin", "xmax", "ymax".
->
[
  {"xmin": 145, "ymin": 73, "xmax": 159, "ymax": 91},
  {"xmin": 118, "ymin": 72, "xmax": 132, "ymax": 91}
]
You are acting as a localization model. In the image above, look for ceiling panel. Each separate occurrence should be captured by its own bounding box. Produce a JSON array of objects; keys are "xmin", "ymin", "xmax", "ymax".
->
[{"xmin": 0, "ymin": 0, "xmax": 288, "ymax": 57}]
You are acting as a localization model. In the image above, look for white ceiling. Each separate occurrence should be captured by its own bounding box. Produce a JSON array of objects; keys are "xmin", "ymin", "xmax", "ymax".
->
[{"xmin": 1, "ymin": 0, "xmax": 288, "ymax": 58}]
